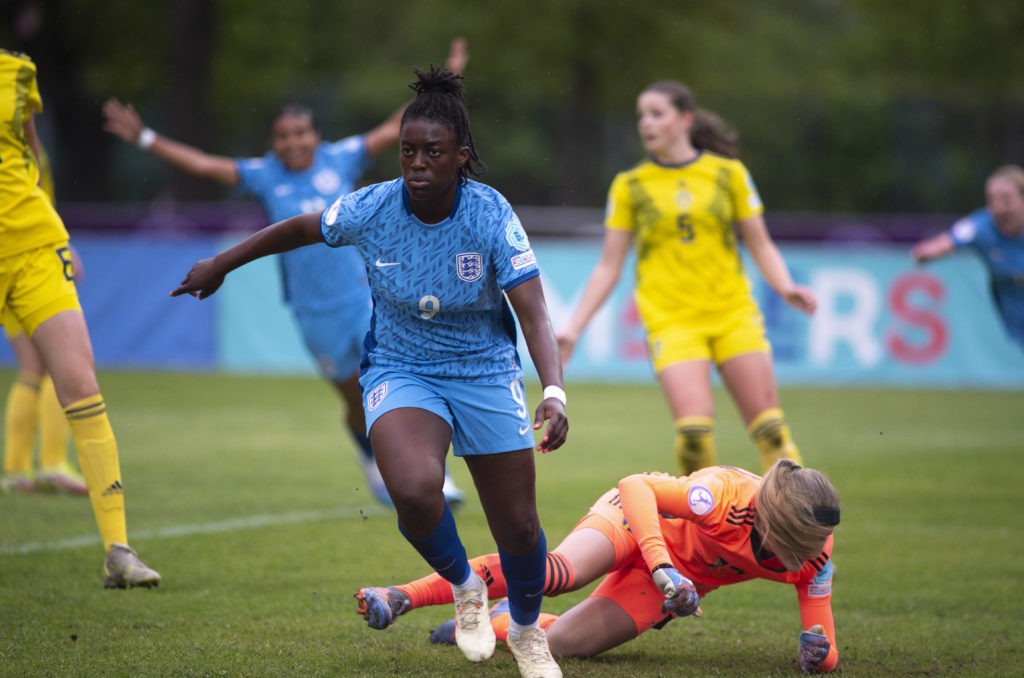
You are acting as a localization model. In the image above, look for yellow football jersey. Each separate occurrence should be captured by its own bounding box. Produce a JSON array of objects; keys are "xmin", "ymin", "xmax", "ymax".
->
[
  {"xmin": 0, "ymin": 49, "xmax": 67, "ymax": 258},
  {"xmin": 605, "ymin": 152, "xmax": 764, "ymax": 332}
]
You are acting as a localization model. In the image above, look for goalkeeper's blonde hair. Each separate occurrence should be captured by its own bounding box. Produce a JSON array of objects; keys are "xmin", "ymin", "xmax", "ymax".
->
[{"xmin": 754, "ymin": 459, "xmax": 839, "ymax": 565}]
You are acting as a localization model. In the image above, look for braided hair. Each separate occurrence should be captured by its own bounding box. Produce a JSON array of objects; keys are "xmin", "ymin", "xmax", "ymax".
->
[{"xmin": 403, "ymin": 65, "xmax": 486, "ymax": 184}]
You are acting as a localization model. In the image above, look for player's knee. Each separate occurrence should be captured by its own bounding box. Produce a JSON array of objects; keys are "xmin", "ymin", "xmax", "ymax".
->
[
  {"xmin": 389, "ymin": 479, "xmax": 445, "ymax": 526},
  {"xmin": 545, "ymin": 627, "xmax": 605, "ymax": 659},
  {"xmin": 492, "ymin": 516, "xmax": 542, "ymax": 557}
]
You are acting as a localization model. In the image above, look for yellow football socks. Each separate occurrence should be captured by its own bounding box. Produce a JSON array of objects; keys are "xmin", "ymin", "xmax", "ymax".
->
[
  {"xmin": 38, "ymin": 376, "xmax": 72, "ymax": 470},
  {"xmin": 674, "ymin": 416, "xmax": 716, "ymax": 475},
  {"xmin": 4, "ymin": 374, "xmax": 40, "ymax": 476},
  {"xmin": 66, "ymin": 394, "xmax": 127, "ymax": 550},
  {"xmin": 748, "ymin": 407, "xmax": 804, "ymax": 472}
]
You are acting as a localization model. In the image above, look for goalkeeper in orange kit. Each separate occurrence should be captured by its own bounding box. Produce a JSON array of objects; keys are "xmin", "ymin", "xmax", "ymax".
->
[{"xmin": 356, "ymin": 460, "xmax": 840, "ymax": 673}]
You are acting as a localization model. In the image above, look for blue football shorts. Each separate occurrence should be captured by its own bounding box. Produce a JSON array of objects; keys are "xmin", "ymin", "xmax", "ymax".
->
[
  {"xmin": 360, "ymin": 368, "xmax": 535, "ymax": 456},
  {"xmin": 291, "ymin": 302, "xmax": 372, "ymax": 382}
]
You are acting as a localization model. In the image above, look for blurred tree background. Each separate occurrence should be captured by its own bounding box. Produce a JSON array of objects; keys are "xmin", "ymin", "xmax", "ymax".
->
[{"xmin": 3, "ymin": 0, "xmax": 1022, "ymax": 212}]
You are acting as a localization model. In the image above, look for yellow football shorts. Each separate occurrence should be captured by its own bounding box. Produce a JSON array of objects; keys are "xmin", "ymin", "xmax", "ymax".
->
[
  {"xmin": 0, "ymin": 241, "xmax": 81, "ymax": 337},
  {"xmin": 647, "ymin": 304, "xmax": 770, "ymax": 372}
]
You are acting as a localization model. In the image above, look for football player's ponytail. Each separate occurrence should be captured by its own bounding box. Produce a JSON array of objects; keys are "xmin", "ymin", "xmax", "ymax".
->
[
  {"xmin": 755, "ymin": 459, "xmax": 839, "ymax": 567},
  {"xmin": 642, "ymin": 80, "xmax": 740, "ymax": 159}
]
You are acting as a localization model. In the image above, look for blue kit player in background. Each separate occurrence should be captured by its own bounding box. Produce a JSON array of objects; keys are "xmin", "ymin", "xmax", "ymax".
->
[
  {"xmin": 102, "ymin": 39, "xmax": 469, "ymax": 506},
  {"xmin": 912, "ymin": 164, "xmax": 1024, "ymax": 349},
  {"xmin": 172, "ymin": 66, "xmax": 569, "ymax": 678}
]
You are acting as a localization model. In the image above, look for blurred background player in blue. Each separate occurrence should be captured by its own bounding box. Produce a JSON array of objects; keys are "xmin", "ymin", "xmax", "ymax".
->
[
  {"xmin": 0, "ymin": 48, "xmax": 159, "ymax": 587},
  {"xmin": 912, "ymin": 164, "xmax": 1024, "ymax": 350},
  {"xmin": 171, "ymin": 66, "xmax": 569, "ymax": 678},
  {"xmin": 101, "ymin": 39, "xmax": 469, "ymax": 507},
  {"xmin": 558, "ymin": 81, "xmax": 816, "ymax": 476}
]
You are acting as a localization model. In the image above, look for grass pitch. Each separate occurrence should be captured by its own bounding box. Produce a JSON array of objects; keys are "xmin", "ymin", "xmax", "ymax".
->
[{"xmin": 1, "ymin": 371, "xmax": 1022, "ymax": 676}]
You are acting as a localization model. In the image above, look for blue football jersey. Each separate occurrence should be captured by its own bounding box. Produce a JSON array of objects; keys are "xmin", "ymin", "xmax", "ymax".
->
[
  {"xmin": 950, "ymin": 208, "xmax": 1024, "ymax": 343},
  {"xmin": 236, "ymin": 136, "xmax": 371, "ymax": 313},
  {"xmin": 321, "ymin": 179, "xmax": 541, "ymax": 380}
]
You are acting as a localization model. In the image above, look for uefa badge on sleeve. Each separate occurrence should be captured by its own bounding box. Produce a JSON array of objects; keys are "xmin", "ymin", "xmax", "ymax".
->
[{"xmin": 687, "ymin": 486, "xmax": 714, "ymax": 515}]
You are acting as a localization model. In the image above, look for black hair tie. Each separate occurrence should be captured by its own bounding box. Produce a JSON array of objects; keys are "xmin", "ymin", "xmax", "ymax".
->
[{"xmin": 812, "ymin": 506, "xmax": 840, "ymax": 526}]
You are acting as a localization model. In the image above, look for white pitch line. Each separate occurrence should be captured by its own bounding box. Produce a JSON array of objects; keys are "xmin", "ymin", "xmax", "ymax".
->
[{"xmin": 0, "ymin": 504, "xmax": 392, "ymax": 556}]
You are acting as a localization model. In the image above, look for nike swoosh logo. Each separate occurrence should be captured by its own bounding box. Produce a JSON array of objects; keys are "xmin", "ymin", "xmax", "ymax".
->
[
  {"xmin": 518, "ymin": 424, "xmax": 531, "ymax": 435},
  {"xmin": 375, "ymin": 258, "xmax": 401, "ymax": 267}
]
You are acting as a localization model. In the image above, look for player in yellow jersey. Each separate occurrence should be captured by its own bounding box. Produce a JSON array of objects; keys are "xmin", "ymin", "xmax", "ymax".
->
[
  {"xmin": 1, "ymin": 143, "xmax": 87, "ymax": 495},
  {"xmin": 0, "ymin": 49, "xmax": 159, "ymax": 587},
  {"xmin": 559, "ymin": 81, "xmax": 817, "ymax": 476}
]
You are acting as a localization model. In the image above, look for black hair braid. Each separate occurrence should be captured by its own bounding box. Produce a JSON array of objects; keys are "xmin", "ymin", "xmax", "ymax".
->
[{"xmin": 403, "ymin": 65, "xmax": 486, "ymax": 183}]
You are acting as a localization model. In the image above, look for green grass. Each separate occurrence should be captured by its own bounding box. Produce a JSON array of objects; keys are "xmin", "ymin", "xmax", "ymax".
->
[{"xmin": 1, "ymin": 371, "xmax": 1022, "ymax": 676}]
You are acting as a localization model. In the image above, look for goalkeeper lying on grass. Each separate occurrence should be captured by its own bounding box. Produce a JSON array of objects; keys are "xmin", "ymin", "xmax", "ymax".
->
[{"xmin": 357, "ymin": 459, "xmax": 839, "ymax": 673}]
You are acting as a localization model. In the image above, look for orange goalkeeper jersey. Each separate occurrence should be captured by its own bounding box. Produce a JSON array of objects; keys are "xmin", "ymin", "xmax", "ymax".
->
[{"xmin": 617, "ymin": 466, "xmax": 838, "ymax": 671}]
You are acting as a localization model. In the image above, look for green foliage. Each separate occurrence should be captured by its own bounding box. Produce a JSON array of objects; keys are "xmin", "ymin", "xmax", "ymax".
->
[
  {"xmin": 2, "ymin": 371, "xmax": 1023, "ymax": 675},
  {"xmin": 5, "ymin": 0, "xmax": 1021, "ymax": 210}
]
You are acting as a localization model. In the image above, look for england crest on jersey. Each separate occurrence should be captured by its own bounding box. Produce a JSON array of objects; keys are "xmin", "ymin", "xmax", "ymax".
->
[
  {"xmin": 456, "ymin": 252, "xmax": 483, "ymax": 282},
  {"xmin": 366, "ymin": 381, "xmax": 388, "ymax": 412}
]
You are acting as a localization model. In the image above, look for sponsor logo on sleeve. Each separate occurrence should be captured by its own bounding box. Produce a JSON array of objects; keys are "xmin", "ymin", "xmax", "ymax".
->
[
  {"xmin": 505, "ymin": 217, "xmax": 531, "ymax": 252},
  {"xmin": 511, "ymin": 250, "xmax": 537, "ymax": 270},
  {"xmin": 807, "ymin": 560, "xmax": 833, "ymax": 597},
  {"xmin": 687, "ymin": 485, "xmax": 715, "ymax": 515},
  {"xmin": 366, "ymin": 381, "xmax": 389, "ymax": 412},
  {"xmin": 456, "ymin": 252, "xmax": 483, "ymax": 282}
]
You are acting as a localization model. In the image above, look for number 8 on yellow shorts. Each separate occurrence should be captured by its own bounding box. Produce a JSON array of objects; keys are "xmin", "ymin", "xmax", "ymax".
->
[{"xmin": 0, "ymin": 241, "xmax": 80, "ymax": 337}]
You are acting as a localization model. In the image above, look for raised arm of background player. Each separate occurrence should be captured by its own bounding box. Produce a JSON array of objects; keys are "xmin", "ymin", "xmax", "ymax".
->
[{"xmin": 100, "ymin": 38, "xmax": 469, "ymax": 187}]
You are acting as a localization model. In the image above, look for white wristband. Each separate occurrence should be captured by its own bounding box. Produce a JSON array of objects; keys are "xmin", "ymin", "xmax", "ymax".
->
[
  {"xmin": 542, "ymin": 385, "xmax": 566, "ymax": 406},
  {"xmin": 137, "ymin": 128, "xmax": 156, "ymax": 150}
]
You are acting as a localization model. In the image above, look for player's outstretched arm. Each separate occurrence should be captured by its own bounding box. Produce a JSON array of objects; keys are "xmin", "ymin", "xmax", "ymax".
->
[
  {"xmin": 102, "ymin": 97, "xmax": 239, "ymax": 187},
  {"xmin": 911, "ymin": 232, "xmax": 955, "ymax": 263},
  {"xmin": 171, "ymin": 212, "xmax": 324, "ymax": 300},
  {"xmin": 557, "ymin": 228, "xmax": 632, "ymax": 364}
]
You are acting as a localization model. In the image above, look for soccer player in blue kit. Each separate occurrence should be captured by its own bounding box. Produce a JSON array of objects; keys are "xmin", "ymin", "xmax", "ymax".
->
[
  {"xmin": 172, "ymin": 66, "xmax": 569, "ymax": 678},
  {"xmin": 912, "ymin": 164, "xmax": 1024, "ymax": 349},
  {"xmin": 102, "ymin": 40, "xmax": 469, "ymax": 507}
]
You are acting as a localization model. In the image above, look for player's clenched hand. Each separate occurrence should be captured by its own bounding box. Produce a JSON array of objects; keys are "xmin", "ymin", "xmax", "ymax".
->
[
  {"xmin": 171, "ymin": 258, "xmax": 225, "ymax": 300},
  {"xmin": 533, "ymin": 398, "xmax": 567, "ymax": 453},
  {"xmin": 798, "ymin": 624, "xmax": 830, "ymax": 672},
  {"xmin": 652, "ymin": 565, "xmax": 700, "ymax": 618}
]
